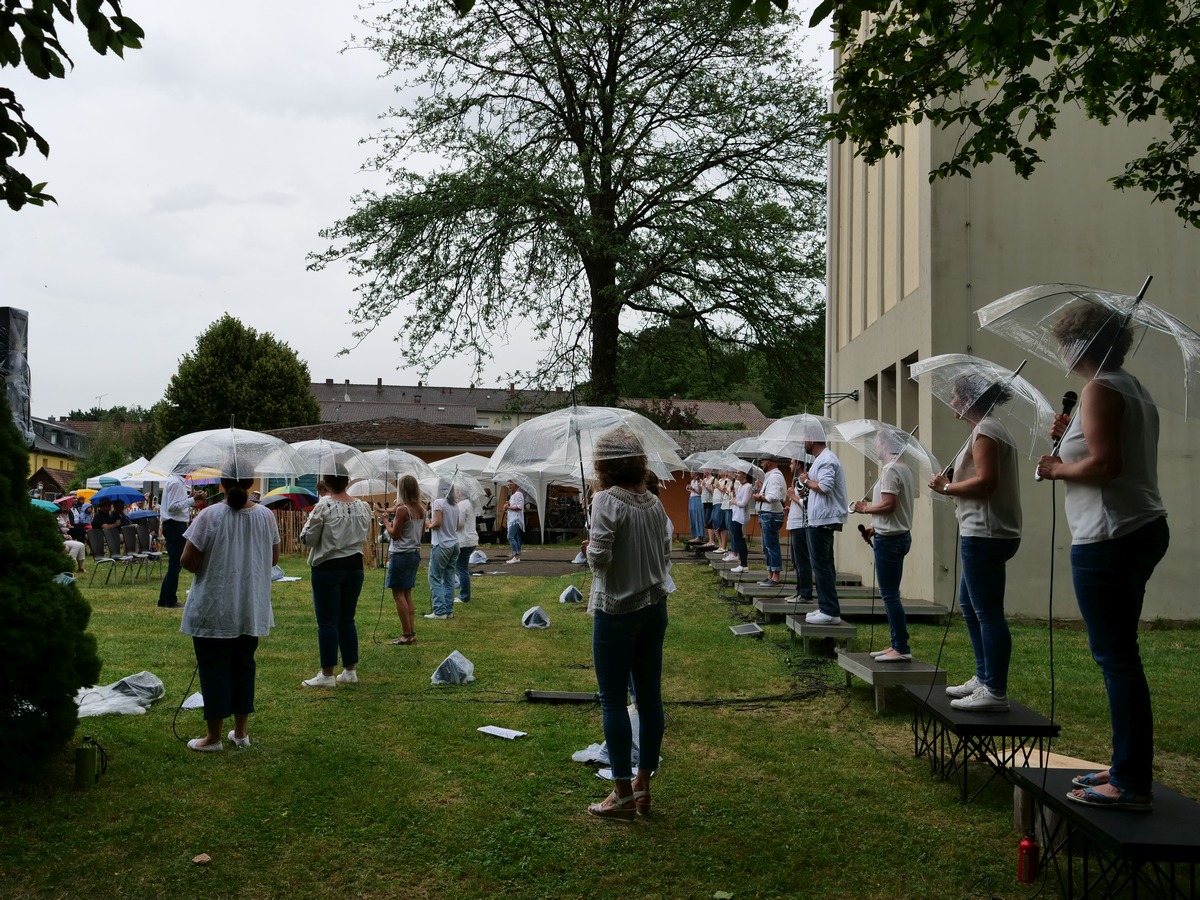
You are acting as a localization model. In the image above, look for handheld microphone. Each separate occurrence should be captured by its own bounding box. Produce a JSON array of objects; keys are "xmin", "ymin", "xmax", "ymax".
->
[
  {"xmin": 857, "ymin": 523, "xmax": 872, "ymax": 546},
  {"xmin": 1035, "ymin": 390, "xmax": 1079, "ymax": 482}
]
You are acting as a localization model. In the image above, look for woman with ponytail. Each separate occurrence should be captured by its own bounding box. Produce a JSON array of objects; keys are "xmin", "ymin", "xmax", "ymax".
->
[{"xmin": 179, "ymin": 478, "xmax": 280, "ymax": 752}]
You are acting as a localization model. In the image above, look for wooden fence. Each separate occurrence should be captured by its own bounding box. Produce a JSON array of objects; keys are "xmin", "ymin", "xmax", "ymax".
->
[{"xmin": 271, "ymin": 510, "xmax": 388, "ymax": 567}]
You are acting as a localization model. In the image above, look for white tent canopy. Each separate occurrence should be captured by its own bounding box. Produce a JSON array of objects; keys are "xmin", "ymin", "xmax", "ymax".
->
[
  {"xmin": 429, "ymin": 453, "xmax": 494, "ymax": 477},
  {"xmin": 86, "ymin": 457, "xmax": 168, "ymax": 489}
]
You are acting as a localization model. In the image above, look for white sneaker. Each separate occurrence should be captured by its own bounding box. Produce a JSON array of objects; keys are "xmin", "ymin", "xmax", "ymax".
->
[
  {"xmin": 945, "ymin": 675, "xmax": 982, "ymax": 698},
  {"xmin": 424, "ymin": 612, "xmax": 452, "ymax": 620},
  {"xmin": 949, "ymin": 685, "xmax": 1010, "ymax": 712},
  {"xmin": 874, "ymin": 649, "xmax": 913, "ymax": 662},
  {"xmin": 227, "ymin": 730, "xmax": 251, "ymax": 749},
  {"xmin": 729, "ymin": 565, "xmax": 747, "ymax": 574},
  {"xmin": 723, "ymin": 553, "xmax": 737, "ymax": 562},
  {"xmin": 505, "ymin": 557, "xmax": 521, "ymax": 565},
  {"xmin": 805, "ymin": 611, "xmax": 843, "ymax": 625},
  {"xmin": 870, "ymin": 648, "xmax": 893, "ymax": 657},
  {"xmin": 301, "ymin": 671, "xmax": 336, "ymax": 688},
  {"xmin": 336, "ymin": 669, "xmax": 358, "ymax": 684}
]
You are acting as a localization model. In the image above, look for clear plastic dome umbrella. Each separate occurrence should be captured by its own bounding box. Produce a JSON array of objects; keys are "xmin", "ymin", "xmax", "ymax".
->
[
  {"xmin": 147, "ymin": 427, "xmax": 309, "ymax": 480},
  {"xmin": 976, "ymin": 279, "xmax": 1200, "ymax": 420},
  {"xmin": 290, "ymin": 439, "xmax": 384, "ymax": 481},
  {"xmin": 835, "ymin": 418, "xmax": 946, "ymax": 503},
  {"xmin": 759, "ymin": 412, "xmax": 841, "ymax": 446}
]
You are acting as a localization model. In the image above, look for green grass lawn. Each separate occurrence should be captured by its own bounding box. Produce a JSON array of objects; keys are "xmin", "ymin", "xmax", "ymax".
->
[{"xmin": 2, "ymin": 551, "xmax": 1198, "ymax": 898}]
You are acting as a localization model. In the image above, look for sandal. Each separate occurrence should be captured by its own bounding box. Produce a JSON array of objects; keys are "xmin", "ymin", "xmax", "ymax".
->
[
  {"xmin": 388, "ymin": 633, "xmax": 416, "ymax": 645},
  {"xmin": 632, "ymin": 790, "xmax": 651, "ymax": 816},
  {"xmin": 1065, "ymin": 785, "xmax": 1152, "ymax": 812},
  {"xmin": 1071, "ymin": 770, "xmax": 1111, "ymax": 788},
  {"xmin": 587, "ymin": 791, "xmax": 637, "ymax": 822}
]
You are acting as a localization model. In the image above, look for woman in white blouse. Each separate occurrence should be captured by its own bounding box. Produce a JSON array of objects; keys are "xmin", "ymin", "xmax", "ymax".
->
[{"xmin": 582, "ymin": 427, "xmax": 671, "ymax": 821}]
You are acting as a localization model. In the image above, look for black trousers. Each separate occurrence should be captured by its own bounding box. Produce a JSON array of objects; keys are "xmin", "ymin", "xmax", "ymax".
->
[{"xmin": 192, "ymin": 634, "xmax": 259, "ymax": 721}]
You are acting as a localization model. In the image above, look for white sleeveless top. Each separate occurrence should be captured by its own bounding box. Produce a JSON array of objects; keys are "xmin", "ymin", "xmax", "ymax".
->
[
  {"xmin": 1059, "ymin": 370, "xmax": 1166, "ymax": 544},
  {"xmin": 953, "ymin": 417, "xmax": 1022, "ymax": 539}
]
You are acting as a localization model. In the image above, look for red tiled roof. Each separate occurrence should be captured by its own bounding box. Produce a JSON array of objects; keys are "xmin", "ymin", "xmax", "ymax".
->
[
  {"xmin": 317, "ymin": 400, "xmax": 477, "ymax": 427},
  {"xmin": 263, "ymin": 417, "xmax": 501, "ymax": 451}
]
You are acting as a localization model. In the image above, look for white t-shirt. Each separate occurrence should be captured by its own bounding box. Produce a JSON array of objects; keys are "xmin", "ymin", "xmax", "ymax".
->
[
  {"xmin": 457, "ymin": 498, "xmax": 479, "ymax": 549},
  {"xmin": 732, "ymin": 481, "xmax": 753, "ymax": 525},
  {"xmin": 431, "ymin": 498, "xmax": 459, "ymax": 547},
  {"xmin": 181, "ymin": 503, "xmax": 279, "ymax": 639},
  {"xmin": 872, "ymin": 460, "xmax": 916, "ymax": 535},
  {"xmin": 953, "ymin": 416, "xmax": 1022, "ymax": 539}
]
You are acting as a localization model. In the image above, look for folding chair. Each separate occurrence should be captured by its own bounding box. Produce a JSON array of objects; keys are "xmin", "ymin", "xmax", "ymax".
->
[
  {"xmin": 102, "ymin": 528, "xmax": 136, "ymax": 584},
  {"xmin": 122, "ymin": 525, "xmax": 151, "ymax": 582},
  {"xmin": 86, "ymin": 530, "xmax": 116, "ymax": 586},
  {"xmin": 135, "ymin": 521, "xmax": 163, "ymax": 579}
]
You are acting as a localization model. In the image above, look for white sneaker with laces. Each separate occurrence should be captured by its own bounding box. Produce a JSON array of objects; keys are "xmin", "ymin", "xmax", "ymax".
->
[
  {"xmin": 723, "ymin": 553, "xmax": 737, "ymax": 562},
  {"xmin": 805, "ymin": 611, "xmax": 843, "ymax": 625},
  {"xmin": 945, "ymin": 675, "xmax": 982, "ymax": 698},
  {"xmin": 505, "ymin": 557, "xmax": 521, "ymax": 565},
  {"xmin": 424, "ymin": 612, "xmax": 451, "ymax": 620},
  {"xmin": 949, "ymin": 685, "xmax": 1010, "ymax": 712},
  {"xmin": 336, "ymin": 669, "xmax": 358, "ymax": 684},
  {"xmin": 301, "ymin": 671, "xmax": 336, "ymax": 688},
  {"xmin": 729, "ymin": 565, "xmax": 746, "ymax": 574}
]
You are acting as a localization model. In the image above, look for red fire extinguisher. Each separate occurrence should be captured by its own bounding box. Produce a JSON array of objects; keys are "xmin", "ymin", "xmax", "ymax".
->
[{"xmin": 1018, "ymin": 834, "xmax": 1040, "ymax": 883}]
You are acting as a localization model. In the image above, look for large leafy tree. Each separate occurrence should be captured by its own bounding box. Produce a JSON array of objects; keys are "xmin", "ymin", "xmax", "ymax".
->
[
  {"xmin": 812, "ymin": 0, "xmax": 1200, "ymax": 227},
  {"xmin": 154, "ymin": 315, "xmax": 321, "ymax": 441},
  {"xmin": 310, "ymin": 0, "xmax": 827, "ymax": 405},
  {"xmin": 1, "ymin": 0, "xmax": 143, "ymax": 210},
  {"xmin": 616, "ymin": 318, "xmax": 824, "ymax": 416}
]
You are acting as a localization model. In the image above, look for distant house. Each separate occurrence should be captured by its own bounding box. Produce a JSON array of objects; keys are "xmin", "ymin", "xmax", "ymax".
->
[
  {"xmin": 310, "ymin": 378, "xmax": 771, "ymax": 432},
  {"xmin": 263, "ymin": 417, "xmax": 502, "ymax": 464},
  {"xmin": 29, "ymin": 416, "xmax": 84, "ymax": 476}
]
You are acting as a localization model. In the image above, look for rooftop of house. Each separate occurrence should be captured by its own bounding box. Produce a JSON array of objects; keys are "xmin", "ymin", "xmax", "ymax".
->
[{"xmin": 262, "ymin": 417, "xmax": 503, "ymax": 451}]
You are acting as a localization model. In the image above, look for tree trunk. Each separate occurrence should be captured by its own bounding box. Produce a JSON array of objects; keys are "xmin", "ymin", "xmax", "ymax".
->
[{"xmin": 588, "ymin": 263, "xmax": 622, "ymax": 407}]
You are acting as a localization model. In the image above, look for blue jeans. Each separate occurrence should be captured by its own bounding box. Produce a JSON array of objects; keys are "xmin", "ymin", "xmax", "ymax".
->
[
  {"xmin": 507, "ymin": 521, "xmax": 523, "ymax": 558},
  {"xmin": 1072, "ymin": 517, "xmax": 1169, "ymax": 794},
  {"xmin": 159, "ymin": 518, "xmax": 186, "ymax": 606},
  {"xmin": 959, "ymin": 536, "xmax": 1020, "ymax": 695},
  {"xmin": 688, "ymin": 495, "xmax": 704, "ymax": 539},
  {"xmin": 730, "ymin": 519, "xmax": 748, "ymax": 567},
  {"xmin": 789, "ymin": 528, "xmax": 813, "ymax": 599},
  {"xmin": 428, "ymin": 543, "xmax": 458, "ymax": 615},
  {"xmin": 760, "ymin": 512, "xmax": 783, "ymax": 573},
  {"xmin": 456, "ymin": 545, "xmax": 474, "ymax": 601},
  {"xmin": 593, "ymin": 601, "xmax": 668, "ymax": 780},
  {"xmin": 311, "ymin": 563, "xmax": 364, "ymax": 669},
  {"xmin": 874, "ymin": 532, "xmax": 912, "ymax": 654},
  {"xmin": 807, "ymin": 526, "xmax": 840, "ymax": 616}
]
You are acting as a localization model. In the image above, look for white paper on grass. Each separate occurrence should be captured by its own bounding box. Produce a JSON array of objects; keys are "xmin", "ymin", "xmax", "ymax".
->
[
  {"xmin": 478, "ymin": 725, "xmax": 527, "ymax": 740},
  {"xmin": 182, "ymin": 692, "xmax": 205, "ymax": 709},
  {"xmin": 572, "ymin": 706, "xmax": 660, "ymax": 774}
]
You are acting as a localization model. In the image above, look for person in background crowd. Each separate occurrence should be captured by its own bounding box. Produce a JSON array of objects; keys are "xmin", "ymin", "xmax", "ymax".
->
[
  {"xmin": 504, "ymin": 480, "xmax": 525, "ymax": 564},
  {"xmin": 68, "ymin": 498, "xmax": 91, "ymax": 543},
  {"xmin": 729, "ymin": 469, "xmax": 754, "ymax": 573},
  {"xmin": 385, "ymin": 475, "xmax": 425, "ymax": 644},
  {"xmin": 785, "ymin": 457, "xmax": 814, "ymax": 603},
  {"xmin": 686, "ymin": 470, "xmax": 705, "ymax": 545},
  {"xmin": 455, "ymin": 487, "xmax": 479, "ymax": 604},
  {"xmin": 754, "ymin": 457, "xmax": 788, "ymax": 586},
  {"xmin": 851, "ymin": 429, "xmax": 917, "ymax": 662},
  {"xmin": 159, "ymin": 473, "xmax": 204, "ymax": 610},
  {"xmin": 425, "ymin": 481, "xmax": 459, "ymax": 619},
  {"xmin": 802, "ymin": 436, "xmax": 849, "ymax": 625},
  {"xmin": 179, "ymin": 477, "xmax": 280, "ymax": 752}
]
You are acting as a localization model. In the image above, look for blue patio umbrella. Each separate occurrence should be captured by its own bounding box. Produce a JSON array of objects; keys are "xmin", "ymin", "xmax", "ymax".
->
[
  {"xmin": 90, "ymin": 484, "xmax": 147, "ymax": 506},
  {"xmin": 31, "ymin": 498, "xmax": 59, "ymax": 512}
]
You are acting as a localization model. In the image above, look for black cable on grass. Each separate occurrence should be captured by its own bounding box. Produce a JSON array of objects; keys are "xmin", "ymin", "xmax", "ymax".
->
[{"xmin": 170, "ymin": 665, "xmax": 201, "ymax": 743}]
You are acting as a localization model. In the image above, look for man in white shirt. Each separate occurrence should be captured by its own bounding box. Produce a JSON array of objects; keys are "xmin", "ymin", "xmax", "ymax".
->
[
  {"xmin": 159, "ymin": 473, "xmax": 203, "ymax": 609},
  {"xmin": 505, "ymin": 480, "xmax": 525, "ymax": 563},
  {"xmin": 753, "ymin": 457, "xmax": 788, "ymax": 585},
  {"xmin": 800, "ymin": 438, "xmax": 849, "ymax": 625}
]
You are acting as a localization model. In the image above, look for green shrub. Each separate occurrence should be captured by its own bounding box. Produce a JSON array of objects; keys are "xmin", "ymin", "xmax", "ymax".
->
[{"xmin": 0, "ymin": 397, "xmax": 100, "ymax": 789}]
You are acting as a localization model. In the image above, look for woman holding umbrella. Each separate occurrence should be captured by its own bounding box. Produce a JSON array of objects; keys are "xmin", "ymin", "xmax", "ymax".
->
[
  {"xmin": 179, "ymin": 477, "xmax": 280, "ymax": 751},
  {"xmin": 929, "ymin": 374, "xmax": 1023, "ymax": 712},
  {"xmin": 582, "ymin": 426, "xmax": 671, "ymax": 821},
  {"xmin": 851, "ymin": 428, "xmax": 917, "ymax": 662},
  {"xmin": 1037, "ymin": 304, "xmax": 1169, "ymax": 812},
  {"xmin": 299, "ymin": 474, "xmax": 374, "ymax": 687},
  {"xmin": 385, "ymin": 474, "xmax": 425, "ymax": 644}
]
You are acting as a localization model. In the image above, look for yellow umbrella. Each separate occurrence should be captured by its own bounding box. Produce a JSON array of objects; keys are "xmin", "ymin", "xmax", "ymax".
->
[{"xmin": 75, "ymin": 488, "xmax": 98, "ymax": 502}]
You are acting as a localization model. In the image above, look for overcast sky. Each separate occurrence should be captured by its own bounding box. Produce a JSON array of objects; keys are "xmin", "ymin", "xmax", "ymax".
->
[{"xmin": 7, "ymin": 1, "xmax": 829, "ymax": 421}]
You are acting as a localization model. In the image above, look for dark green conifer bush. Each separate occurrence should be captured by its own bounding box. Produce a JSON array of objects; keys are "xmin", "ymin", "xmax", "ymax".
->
[{"xmin": 0, "ymin": 398, "xmax": 100, "ymax": 789}]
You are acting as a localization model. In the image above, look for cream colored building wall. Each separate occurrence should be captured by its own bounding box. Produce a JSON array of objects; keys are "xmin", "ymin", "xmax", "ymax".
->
[{"xmin": 830, "ymin": 104, "xmax": 1200, "ymax": 621}]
